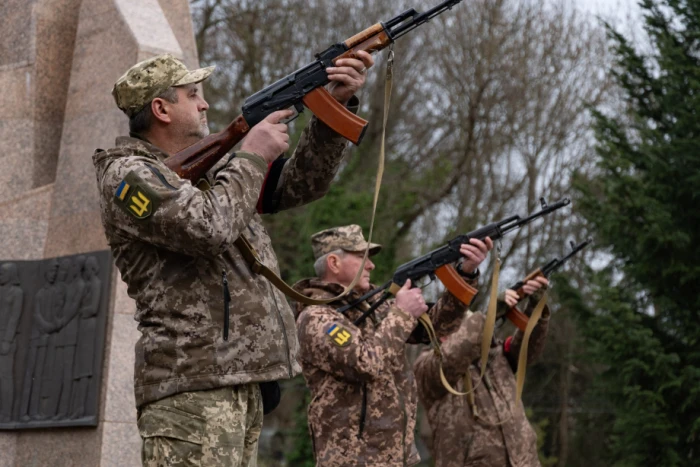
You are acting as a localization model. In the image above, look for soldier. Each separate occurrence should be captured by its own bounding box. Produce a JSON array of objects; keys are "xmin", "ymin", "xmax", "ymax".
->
[
  {"xmin": 293, "ymin": 225, "xmax": 493, "ymax": 466},
  {"xmin": 414, "ymin": 276, "xmax": 550, "ymax": 467},
  {"xmin": 93, "ymin": 52, "xmax": 373, "ymax": 466}
]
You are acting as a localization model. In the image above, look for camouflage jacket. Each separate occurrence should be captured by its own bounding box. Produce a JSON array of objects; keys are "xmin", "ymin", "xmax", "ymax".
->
[
  {"xmin": 293, "ymin": 278, "xmax": 471, "ymax": 467},
  {"xmin": 93, "ymin": 115, "xmax": 350, "ymax": 408},
  {"xmin": 414, "ymin": 293, "xmax": 550, "ymax": 467}
]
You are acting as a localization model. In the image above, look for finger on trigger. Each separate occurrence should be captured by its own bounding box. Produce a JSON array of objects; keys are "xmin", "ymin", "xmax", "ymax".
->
[{"xmin": 267, "ymin": 109, "xmax": 294, "ymax": 123}]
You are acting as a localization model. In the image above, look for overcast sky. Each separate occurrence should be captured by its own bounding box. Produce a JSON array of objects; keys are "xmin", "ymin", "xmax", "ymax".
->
[{"xmin": 576, "ymin": 0, "xmax": 642, "ymax": 26}]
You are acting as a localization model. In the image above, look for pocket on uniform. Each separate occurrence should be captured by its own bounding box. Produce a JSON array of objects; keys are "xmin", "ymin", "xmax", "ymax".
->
[{"xmin": 138, "ymin": 404, "xmax": 206, "ymax": 445}]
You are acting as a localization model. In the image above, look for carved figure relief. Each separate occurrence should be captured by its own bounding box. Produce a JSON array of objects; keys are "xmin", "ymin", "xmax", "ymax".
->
[
  {"xmin": 0, "ymin": 263, "xmax": 23, "ymax": 422},
  {"xmin": 0, "ymin": 251, "xmax": 110, "ymax": 429}
]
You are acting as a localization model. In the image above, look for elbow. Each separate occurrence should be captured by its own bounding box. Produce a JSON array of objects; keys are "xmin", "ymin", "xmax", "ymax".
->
[{"xmin": 181, "ymin": 220, "xmax": 235, "ymax": 258}]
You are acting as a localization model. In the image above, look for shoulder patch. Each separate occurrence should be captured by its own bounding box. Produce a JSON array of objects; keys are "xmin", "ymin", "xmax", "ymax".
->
[
  {"xmin": 114, "ymin": 170, "xmax": 161, "ymax": 220},
  {"xmin": 327, "ymin": 323, "xmax": 353, "ymax": 348}
]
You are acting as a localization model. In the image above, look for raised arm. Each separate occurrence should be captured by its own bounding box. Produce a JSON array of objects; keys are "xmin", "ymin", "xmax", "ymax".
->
[
  {"xmin": 267, "ymin": 52, "xmax": 374, "ymax": 212},
  {"xmin": 414, "ymin": 312, "xmax": 485, "ymax": 407}
]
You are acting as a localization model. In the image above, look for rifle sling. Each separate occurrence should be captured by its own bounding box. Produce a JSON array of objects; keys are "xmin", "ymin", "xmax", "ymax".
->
[
  {"xmin": 515, "ymin": 293, "xmax": 547, "ymax": 404},
  {"xmin": 234, "ymin": 49, "xmax": 395, "ymax": 307},
  {"xmin": 424, "ymin": 258, "xmax": 501, "ymax": 402},
  {"xmin": 234, "ymin": 236, "xmax": 337, "ymax": 305}
]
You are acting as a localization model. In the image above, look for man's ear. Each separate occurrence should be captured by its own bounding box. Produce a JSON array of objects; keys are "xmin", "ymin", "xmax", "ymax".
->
[
  {"xmin": 327, "ymin": 254, "xmax": 341, "ymax": 275},
  {"xmin": 151, "ymin": 97, "xmax": 172, "ymax": 124}
]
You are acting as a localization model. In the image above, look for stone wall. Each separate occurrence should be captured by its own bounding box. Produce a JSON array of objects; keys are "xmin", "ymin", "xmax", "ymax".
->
[{"xmin": 0, "ymin": 1, "xmax": 201, "ymax": 465}]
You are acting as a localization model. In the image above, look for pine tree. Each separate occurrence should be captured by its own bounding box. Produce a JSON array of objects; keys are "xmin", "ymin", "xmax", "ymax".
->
[{"xmin": 573, "ymin": 0, "xmax": 700, "ymax": 464}]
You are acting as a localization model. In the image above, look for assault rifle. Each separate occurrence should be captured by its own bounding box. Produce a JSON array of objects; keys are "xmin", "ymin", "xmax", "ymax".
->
[
  {"xmin": 499, "ymin": 238, "xmax": 592, "ymax": 330},
  {"xmin": 341, "ymin": 198, "xmax": 572, "ymax": 325},
  {"xmin": 164, "ymin": 0, "xmax": 467, "ymax": 181}
]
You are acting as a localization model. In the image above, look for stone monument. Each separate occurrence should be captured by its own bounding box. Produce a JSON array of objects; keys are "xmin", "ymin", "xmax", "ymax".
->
[{"xmin": 0, "ymin": 0, "xmax": 201, "ymax": 465}]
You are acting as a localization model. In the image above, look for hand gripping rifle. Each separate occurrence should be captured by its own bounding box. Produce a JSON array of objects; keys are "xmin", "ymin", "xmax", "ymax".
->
[
  {"xmin": 340, "ymin": 198, "xmax": 572, "ymax": 325},
  {"xmin": 164, "ymin": 0, "xmax": 467, "ymax": 181},
  {"xmin": 500, "ymin": 237, "xmax": 592, "ymax": 331}
]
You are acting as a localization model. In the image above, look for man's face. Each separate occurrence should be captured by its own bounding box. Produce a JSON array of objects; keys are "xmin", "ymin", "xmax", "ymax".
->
[
  {"xmin": 169, "ymin": 83, "xmax": 210, "ymax": 141},
  {"xmin": 45, "ymin": 261, "xmax": 59, "ymax": 284},
  {"xmin": 334, "ymin": 251, "xmax": 375, "ymax": 293}
]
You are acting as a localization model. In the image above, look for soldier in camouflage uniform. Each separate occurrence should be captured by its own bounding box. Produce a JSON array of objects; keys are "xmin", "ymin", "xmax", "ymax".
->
[
  {"xmin": 293, "ymin": 225, "xmax": 493, "ymax": 466},
  {"xmin": 93, "ymin": 52, "xmax": 373, "ymax": 466},
  {"xmin": 414, "ymin": 277, "xmax": 550, "ymax": 467}
]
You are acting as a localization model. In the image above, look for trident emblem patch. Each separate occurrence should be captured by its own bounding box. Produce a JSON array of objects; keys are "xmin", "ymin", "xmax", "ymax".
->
[
  {"xmin": 115, "ymin": 170, "xmax": 160, "ymax": 220},
  {"xmin": 327, "ymin": 324, "xmax": 353, "ymax": 348}
]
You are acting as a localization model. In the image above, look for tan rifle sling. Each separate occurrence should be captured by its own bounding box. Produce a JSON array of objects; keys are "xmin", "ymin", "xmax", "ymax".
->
[{"xmin": 422, "ymin": 258, "xmax": 547, "ymax": 423}]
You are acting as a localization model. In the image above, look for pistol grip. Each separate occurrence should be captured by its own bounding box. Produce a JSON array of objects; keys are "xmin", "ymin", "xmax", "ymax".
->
[
  {"xmin": 302, "ymin": 87, "xmax": 368, "ymax": 144},
  {"xmin": 435, "ymin": 265, "xmax": 478, "ymax": 306}
]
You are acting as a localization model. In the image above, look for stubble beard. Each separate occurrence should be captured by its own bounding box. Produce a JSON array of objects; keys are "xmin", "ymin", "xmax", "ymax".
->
[{"xmin": 191, "ymin": 114, "xmax": 210, "ymax": 140}]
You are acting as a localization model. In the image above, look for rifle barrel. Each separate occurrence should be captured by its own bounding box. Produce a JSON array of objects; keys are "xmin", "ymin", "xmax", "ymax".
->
[
  {"xmin": 338, "ymin": 280, "xmax": 391, "ymax": 315},
  {"xmin": 390, "ymin": 0, "xmax": 464, "ymax": 39}
]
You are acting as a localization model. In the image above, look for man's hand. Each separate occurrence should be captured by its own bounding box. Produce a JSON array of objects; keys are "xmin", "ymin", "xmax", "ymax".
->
[
  {"xmin": 395, "ymin": 279, "xmax": 429, "ymax": 319},
  {"xmin": 459, "ymin": 237, "xmax": 494, "ymax": 275},
  {"xmin": 504, "ymin": 276, "xmax": 549, "ymax": 308},
  {"xmin": 504, "ymin": 289, "xmax": 520, "ymax": 308},
  {"xmin": 240, "ymin": 110, "xmax": 293, "ymax": 163},
  {"xmin": 326, "ymin": 50, "xmax": 375, "ymax": 104},
  {"xmin": 523, "ymin": 276, "xmax": 549, "ymax": 295}
]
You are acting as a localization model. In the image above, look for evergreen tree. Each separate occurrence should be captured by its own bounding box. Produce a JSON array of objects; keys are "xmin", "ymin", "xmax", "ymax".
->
[{"xmin": 574, "ymin": 0, "xmax": 700, "ymax": 464}]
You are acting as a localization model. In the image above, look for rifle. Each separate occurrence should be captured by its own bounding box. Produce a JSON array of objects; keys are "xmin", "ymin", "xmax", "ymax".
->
[
  {"xmin": 500, "ymin": 238, "xmax": 592, "ymax": 331},
  {"xmin": 164, "ymin": 0, "xmax": 467, "ymax": 181},
  {"xmin": 341, "ymin": 197, "xmax": 572, "ymax": 325}
]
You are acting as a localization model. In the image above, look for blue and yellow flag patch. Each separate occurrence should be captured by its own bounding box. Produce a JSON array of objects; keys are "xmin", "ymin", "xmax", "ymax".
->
[
  {"xmin": 327, "ymin": 324, "xmax": 352, "ymax": 348},
  {"xmin": 114, "ymin": 171, "xmax": 160, "ymax": 220}
]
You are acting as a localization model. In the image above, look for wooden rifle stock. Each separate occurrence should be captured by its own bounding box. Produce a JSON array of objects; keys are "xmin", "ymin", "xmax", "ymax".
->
[{"xmin": 165, "ymin": 115, "xmax": 250, "ymax": 181}]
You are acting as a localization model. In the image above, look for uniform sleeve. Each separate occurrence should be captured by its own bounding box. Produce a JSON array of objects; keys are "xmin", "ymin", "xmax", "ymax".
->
[
  {"xmin": 406, "ymin": 270, "xmax": 477, "ymax": 344},
  {"xmin": 270, "ymin": 97, "xmax": 360, "ymax": 212},
  {"xmin": 505, "ymin": 290, "xmax": 551, "ymax": 371},
  {"xmin": 296, "ymin": 302, "xmax": 417, "ymax": 384},
  {"xmin": 98, "ymin": 152, "xmax": 266, "ymax": 258},
  {"xmin": 414, "ymin": 312, "xmax": 485, "ymax": 406}
]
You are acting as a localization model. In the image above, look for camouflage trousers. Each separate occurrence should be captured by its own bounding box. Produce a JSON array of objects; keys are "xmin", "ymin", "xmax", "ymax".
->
[{"xmin": 138, "ymin": 384, "xmax": 263, "ymax": 467}]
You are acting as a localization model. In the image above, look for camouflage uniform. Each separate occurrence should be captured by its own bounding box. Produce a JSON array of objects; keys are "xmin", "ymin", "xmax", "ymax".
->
[
  {"xmin": 95, "ymin": 54, "xmax": 356, "ymax": 466},
  {"xmin": 414, "ymin": 292, "xmax": 551, "ymax": 467},
  {"xmin": 293, "ymin": 225, "xmax": 474, "ymax": 467}
]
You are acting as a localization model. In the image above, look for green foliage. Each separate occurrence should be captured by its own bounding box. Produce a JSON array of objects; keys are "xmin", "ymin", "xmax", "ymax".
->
[
  {"xmin": 526, "ymin": 408, "xmax": 559, "ymax": 467},
  {"xmin": 573, "ymin": 0, "xmax": 700, "ymax": 463},
  {"xmin": 285, "ymin": 382, "xmax": 315, "ymax": 467}
]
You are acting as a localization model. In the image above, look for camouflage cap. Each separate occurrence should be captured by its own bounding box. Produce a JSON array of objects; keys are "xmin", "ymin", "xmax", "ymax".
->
[
  {"xmin": 311, "ymin": 224, "xmax": 382, "ymax": 259},
  {"xmin": 112, "ymin": 53, "xmax": 215, "ymax": 117}
]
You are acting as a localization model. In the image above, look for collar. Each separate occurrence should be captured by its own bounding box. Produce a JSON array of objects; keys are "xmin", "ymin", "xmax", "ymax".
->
[{"xmin": 114, "ymin": 134, "xmax": 170, "ymax": 164}]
